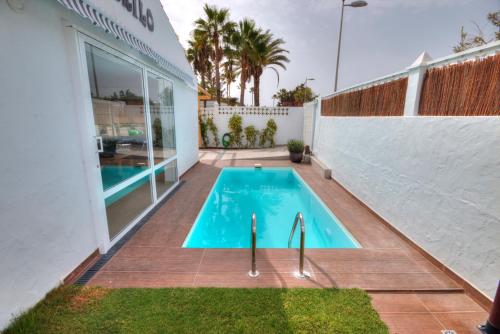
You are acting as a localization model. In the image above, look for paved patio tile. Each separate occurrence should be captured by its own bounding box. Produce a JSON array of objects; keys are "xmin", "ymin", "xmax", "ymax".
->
[
  {"xmin": 193, "ymin": 272, "xmax": 324, "ymax": 288},
  {"xmin": 116, "ymin": 246, "xmax": 204, "ymax": 259},
  {"xmin": 369, "ymin": 293, "xmax": 428, "ymax": 313},
  {"xmin": 378, "ymin": 313, "xmax": 444, "ymax": 334},
  {"xmin": 433, "ymin": 311, "xmax": 488, "ymax": 334},
  {"xmin": 417, "ymin": 293, "xmax": 485, "ymax": 312},
  {"xmin": 90, "ymin": 271, "xmax": 195, "ymax": 288},
  {"xmin": 313, "ymin": 272, "xmax": 461, "ymax": 291},
  {"xmin": 88, "ymin": 159, "xmax": 464, "ymax": 291},
  {"xmin": 86, "ymin": 158, "xmax": 488, "ymax": 329},
  {"xmin": 103, "ymin": 257, "xmax": 202, "ymax": 273}
]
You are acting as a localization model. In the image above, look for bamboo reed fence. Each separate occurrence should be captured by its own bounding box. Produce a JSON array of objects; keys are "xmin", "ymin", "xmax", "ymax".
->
[
  {"xmin": 321, "ymin": 78, "xmax": 408, "ymax": 116},
  {"xmin": 419, "ymin": 53, "xmax": 500, "ymax": 116}
]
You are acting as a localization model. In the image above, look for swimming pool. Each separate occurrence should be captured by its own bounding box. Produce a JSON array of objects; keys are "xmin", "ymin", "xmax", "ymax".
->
[{"xmin": 183, "ymin": 167, "xmax": 360, "ymax": 248}]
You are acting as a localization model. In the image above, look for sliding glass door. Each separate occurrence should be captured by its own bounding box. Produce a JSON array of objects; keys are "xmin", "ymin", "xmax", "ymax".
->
[
  {"xmin": 148, "ymin": 72, "xmax": 176, "ymax": 164},
  {"xmin": 147, "ymin": 72, "xmax": 177, "ymax": 198},
  {"xmin": 83, "ymin": 41, "xmax": 178, "ymax": 241}
]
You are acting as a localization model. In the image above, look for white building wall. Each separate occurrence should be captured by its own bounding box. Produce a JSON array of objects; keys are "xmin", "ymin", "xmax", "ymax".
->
[
  {"xmin": 314, "ymin": 116, "xmax": 500, "ymax": 298},
  {"xmin": 85, "ymin": 0, "xmax": 193, "ymax": 76},
  {"xmin": 0, "ymin": 0, "xmax": 99, "ymax": 328},
  {"xmin": 174, "ymin": 83, "xmax": 199, "ymax": 175},
  {"xmin": 201, "ymin": 107, "xmax": 304, "ymax": 147},
  {"xmin": 0, "ymin": 0, "xmax": 197, "ymax": 329}
]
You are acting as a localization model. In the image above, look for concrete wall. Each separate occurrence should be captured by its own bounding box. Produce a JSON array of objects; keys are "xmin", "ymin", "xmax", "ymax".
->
[
  {"xmin": 201, "ymin": 107, "xmax": 304, "ymax": 147},
  {"xmin": 0, "ymin": 0, "xmax": 197, "ymax": 328},
  {"xmin": 313, "ymin": 115, "xmax": 500, "ymax": 298},
  {"xmin": 303, "ymin": 101, "xmax": 317, "ymax": 148}
]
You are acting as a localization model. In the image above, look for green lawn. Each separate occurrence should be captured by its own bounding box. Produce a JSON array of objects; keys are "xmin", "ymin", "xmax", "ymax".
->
[{"xmin": 4, "ymin": 286, "xmax": 388, "ymax": 334}]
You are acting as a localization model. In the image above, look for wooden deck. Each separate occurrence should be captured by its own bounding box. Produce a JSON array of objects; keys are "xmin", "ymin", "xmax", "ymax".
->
[{"xmin": 87, "ymin": 158, "xmax": 488, "ymax": 333}]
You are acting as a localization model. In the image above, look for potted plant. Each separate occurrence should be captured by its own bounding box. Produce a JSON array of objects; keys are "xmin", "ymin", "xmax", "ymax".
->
[
  {"xmin": 102, "ymin": 138, "xmax": 118, "ymax": 154},
  {"xmin": 287, "ymin": 139, "xmax": 305, "ymax": 163}
]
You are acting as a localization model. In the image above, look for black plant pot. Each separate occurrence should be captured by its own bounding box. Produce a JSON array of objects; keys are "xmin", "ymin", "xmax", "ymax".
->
[
  {"xmin": 289, "ymin": 152, "xmax": 303, "ymax": 163},
  {"xmin": 103, "ymin": 140, "xmax": 118, "ymax": 153}
]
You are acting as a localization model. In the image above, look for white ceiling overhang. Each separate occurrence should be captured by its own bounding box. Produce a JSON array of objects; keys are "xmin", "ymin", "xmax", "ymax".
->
[{"xmin": 56, "ymin": 0, "xmax": 196, "ymax": 88}]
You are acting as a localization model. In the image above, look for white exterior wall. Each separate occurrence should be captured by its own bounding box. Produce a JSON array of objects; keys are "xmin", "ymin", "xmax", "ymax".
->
[
  {"xmin": 0, "ymin": 1, "xmax": 99, "ymax": 327},
  {"xmin": 302, "ymin": 102, "xmax": 314, "ymax": 147},
  {"xmin": 201, "ymin": 107, "xmax": 304, "ymax": 147},
  {"xmin": 174, "ymin": 83, "xmax": 199, "ymax": 175},
  {"xmin": 314, "ymin": 116, "xmax": 500, "ymax": 298},
  {"xmin": 0, "ymin": 0, "xmax": 197, "ymax": 328},
  {"xmin": 303, "ymin": 101, "xmax": 319, "ymax": 148}
]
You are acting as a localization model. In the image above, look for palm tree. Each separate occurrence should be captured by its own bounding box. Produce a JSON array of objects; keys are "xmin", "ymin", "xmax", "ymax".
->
[
  {"xmin": 230, "ymin": 19, "xmax": 260, "ymax": 106},
  {"xmin": 194, "ymin": 4, "xmax": 236, "ymax": 104},
  {"xmin": 249, "ymin": 87, "xmax": 255, "ymax": 106},
  {"xmin": 186, "ymin": 31, "xmax": 212, "ymax": 90},
  {"xmin": 249, "ymin": 31, "xmax": 289, "ymax": 106},
  {"xmin": 222, "ymin": 47, "xmax": 238, "ymax": 99}
]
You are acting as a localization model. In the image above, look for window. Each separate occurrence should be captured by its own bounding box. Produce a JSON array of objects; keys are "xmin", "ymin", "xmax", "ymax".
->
[
  {"xmin": 85, "ymin": 43, "xmax": 149, "ymax": 190},
  {"xmin": 83, "ymin": 41, "xmax": 178, "ymax": 240},
  {"xmin": 155, "ymin": 160, "xmax": 177, "ymax": 198},
  {"xmin": 148, "ymin": 72, "xmax": 176, "ymax": 164}
]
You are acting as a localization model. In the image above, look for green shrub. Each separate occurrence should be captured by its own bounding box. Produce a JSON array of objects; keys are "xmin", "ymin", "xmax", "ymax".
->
[
  {"xmin": 206, "ymin": 117, "xmax": 219, "ymax": 147},
  {"xmin": 259, "ymin": 119, "xmax": 278, "ymax": 147},
  {"xmin": 153, "ymin": 118, "xmax": 163, "ymax": 147},
  {"xmin": 228, "ymin": 114, "xmax": 243, "ymax": 147},
  {"xmin": 244, "ymin": 125, "xmax": 258, "ymax": 148},
  {"xmin": 287, "ymin": 139, "xmax": 304, "ymax": 153},
  {"xmin": 199, "ymin": 116, "xmax": 208, "ymax": 147}
]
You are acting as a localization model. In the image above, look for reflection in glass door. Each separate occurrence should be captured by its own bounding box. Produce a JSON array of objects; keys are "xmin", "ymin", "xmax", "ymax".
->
[
  {"xmin": 83, "ymin": 39, "xmax": 180, "ymax": 243},
  {"xmin": 147, "ymin": 72, "xmax": 176, "ymax": 164},
  {"xmin": 148, "ymin": 72, "xmax": 178, "ymax": 199},
  {"xmin": 85, "ymin": 43, "xmax": 153, "ymax": 239}
]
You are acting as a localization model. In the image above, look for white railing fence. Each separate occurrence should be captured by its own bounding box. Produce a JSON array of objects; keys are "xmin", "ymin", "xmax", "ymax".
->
[
  {"xmin": 200, "ymin": 104, "xmax": 304, "ymax": 147},
  {"xmin": 201, "ymin": 106, "xmax": 291, "ymax": 116}
]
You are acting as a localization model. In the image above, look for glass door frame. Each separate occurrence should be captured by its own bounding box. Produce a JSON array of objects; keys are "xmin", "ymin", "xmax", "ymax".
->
[{"xmin": 77, "ymin": 32, "xmax": 179, "ymax": 252}]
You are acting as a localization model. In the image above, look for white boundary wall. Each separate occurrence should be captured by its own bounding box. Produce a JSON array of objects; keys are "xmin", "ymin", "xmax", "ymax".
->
[
  {"xmin": 303, "ymin": 101, "xmax": 317, "ymax": 148},
  {"xmin": 307, "ymin": 42, "xmax": 500, "ymax": 299},
  {"xmin": 201, "ymin": 105, "xmax": 304, "ymax": 147},
  {"xmin": 314, "ymin": 116, "xmax": 500, "ymax": 298}
]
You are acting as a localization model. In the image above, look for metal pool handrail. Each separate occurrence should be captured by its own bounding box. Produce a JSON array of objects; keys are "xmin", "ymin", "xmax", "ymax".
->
[
  {"xmin": 288, "ymin": 212, "xmax": 310, "ymax": 279},
  {"xmin": 248, "ymin": 213, "xmax": 260, "ymax": 278}
]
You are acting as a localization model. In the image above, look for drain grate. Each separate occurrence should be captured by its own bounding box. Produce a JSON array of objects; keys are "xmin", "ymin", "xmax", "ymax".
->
[{"xmin": 75, "ymin": 180, "xmax": 185, "ymax": 285}]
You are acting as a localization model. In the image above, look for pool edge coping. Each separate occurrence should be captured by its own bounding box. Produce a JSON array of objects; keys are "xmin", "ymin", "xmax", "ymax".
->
[{"xmin": 182, "ymin": 166, "xmax": 361, "ymax": 249}]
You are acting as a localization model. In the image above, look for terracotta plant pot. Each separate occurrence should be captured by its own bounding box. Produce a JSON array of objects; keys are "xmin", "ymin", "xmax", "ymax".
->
[{"xmin": 289, "ymin": 152, "xmax": 303, "ymax": 163}]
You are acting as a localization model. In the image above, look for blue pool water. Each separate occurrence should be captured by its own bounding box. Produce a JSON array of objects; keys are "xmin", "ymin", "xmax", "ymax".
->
[
  {"xmin": 183, "ymin": 168, "xmax": 359, "ymax": 248},
  {"xmin": 101, "ymin": 165, "xmax": 150, "ymax": 206},
  {"xmin": 101, "ymin": 165, "xmax": 148, "ymax": 190}
]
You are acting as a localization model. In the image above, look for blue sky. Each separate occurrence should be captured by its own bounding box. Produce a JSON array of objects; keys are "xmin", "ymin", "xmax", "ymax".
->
[{"xmin": 162, "ymin": 0, "xmax": 499, "ymax": 106}]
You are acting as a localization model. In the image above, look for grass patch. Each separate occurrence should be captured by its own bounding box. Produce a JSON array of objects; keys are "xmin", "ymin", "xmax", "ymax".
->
[{"xmin": 4, "ymin": 286, "xmax": 388, "ymax": 333}]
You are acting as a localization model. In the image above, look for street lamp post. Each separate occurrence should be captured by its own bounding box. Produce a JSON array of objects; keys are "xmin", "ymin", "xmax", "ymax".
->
[
  {"xmin": 304, "ymin": 77, "xmax": 315, "ymax": 104},
  {"xmin": 334, "ymin": 0, "xmax": 368, "ymax": 92}
]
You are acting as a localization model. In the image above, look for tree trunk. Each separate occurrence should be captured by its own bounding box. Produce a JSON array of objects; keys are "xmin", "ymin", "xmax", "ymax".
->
[
  {"xmin": 214, "ymin": 60, "xmax": 221, "ymax": 103},
  {"xmin": 254, "ymin": 75, "xmax": 260, "ymax": 106},
  {"xmin": 239, "ymin": 74, "xmax": 246, "ymax": 106},
  {"xmin": 201, "ymin": 73, "xmax": 206, "ymax": 90},
  {"xmin": 214, "ymin": 36, "xmax": 221, "ymax": 104}
]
